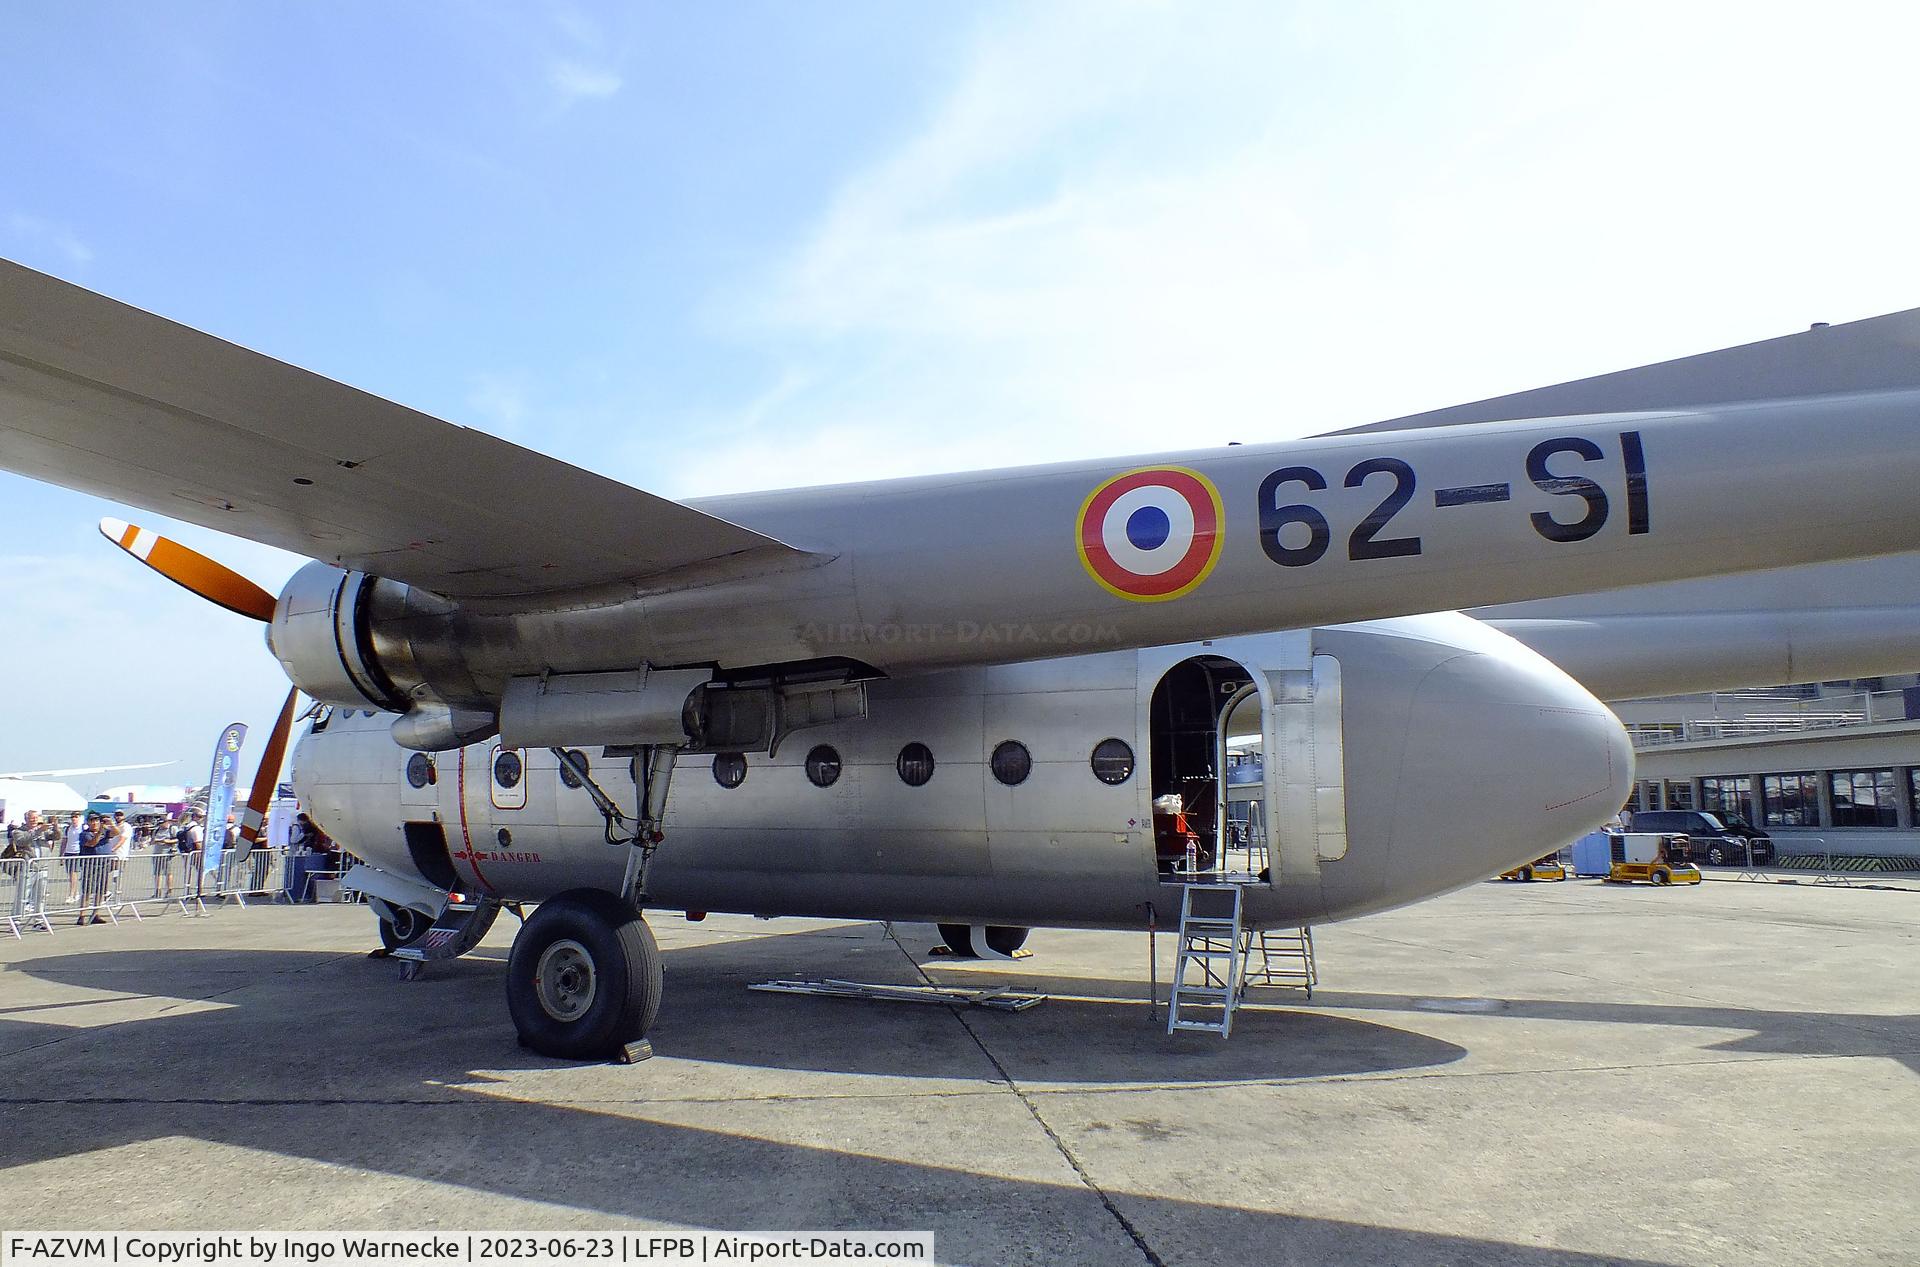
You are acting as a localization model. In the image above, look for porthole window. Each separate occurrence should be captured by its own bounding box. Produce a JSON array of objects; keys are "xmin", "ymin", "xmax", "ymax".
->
[
  {"xmin": 712, "ymin": 752, "xmax": 747, "ymax": 789},
  {"xmin": 405, "ymin": 752, "xmax": 434, "ymax": 789},
  {"xmin": 897, "ymin": 742, "xmax": 935, "ymax": 787},
  {"xmin": 990, "ymin": 740, "xmax": 1032, "ymax": 787},
  {"xmin": 558, "ymin": 749, "xmax": 589, "ymax": 789},
  {"xmin": 1090, "ymin": 738, "xmax": 1135, "ymax": 786},
  {"xmin": 805, "ymin": 744, "xmax": 842, "ymax": 789},
  {"xmin": 493, "ymin": 749, "xmax": 523, "ymax": 789}
]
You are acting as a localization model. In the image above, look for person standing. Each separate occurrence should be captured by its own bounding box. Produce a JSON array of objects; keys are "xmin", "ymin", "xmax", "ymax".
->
[
  {"xmin": 75, "ymin": 814, "xmax": 111, "ymax": 925},
  {"xmin": 176, "ymin": 810, "xmax": 204, "ymax": 903},
  {"xmin": 110, "ymin": 810, "xmax": 133, "ymax": 902},
  {"xmin": 61, "ymin": 812, "xmax": 84, "ymax": 904}
]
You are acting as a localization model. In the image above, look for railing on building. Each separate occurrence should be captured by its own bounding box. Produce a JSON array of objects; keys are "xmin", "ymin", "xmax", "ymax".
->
[{"xmin": 1627, "ymin": 687, "xmax": 1920, "ymax": 748}]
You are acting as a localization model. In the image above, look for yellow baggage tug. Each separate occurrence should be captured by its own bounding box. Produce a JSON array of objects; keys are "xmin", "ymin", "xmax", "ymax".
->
[
  {"xmin": 1499, "ymin": 854, "xmax": 1568, "ymax": 882},
  {"xmin": 1605, "ymin": 833, "xmax": 1702, "ymax": 886}
]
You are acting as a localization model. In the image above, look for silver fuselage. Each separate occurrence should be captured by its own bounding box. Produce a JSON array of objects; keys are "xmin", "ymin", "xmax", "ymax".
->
[{"xmin": 294, "ymin": 614, "xmax": 1632, "ymax": 931}]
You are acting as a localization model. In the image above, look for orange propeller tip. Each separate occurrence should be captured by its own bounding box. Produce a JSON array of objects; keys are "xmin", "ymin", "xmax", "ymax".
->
[
  {"xmin": 98, "ymin": 516, "xmax": 277, "ymax": 621},
  {"xmin": 97, "ymin": 517, "xmax": 151, "ymax": 556}
]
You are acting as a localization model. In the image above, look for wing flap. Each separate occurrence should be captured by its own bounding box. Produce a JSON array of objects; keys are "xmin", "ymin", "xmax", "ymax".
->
[{"xmin": 0, "ymin": 259, "xmax": 810, "ymax": 597}]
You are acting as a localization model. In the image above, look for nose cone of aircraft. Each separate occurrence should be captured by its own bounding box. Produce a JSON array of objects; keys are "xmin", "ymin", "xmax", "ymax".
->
[{"xmin": 1324, "ymin": 613, "xmax": 1633, "ymax": 915}]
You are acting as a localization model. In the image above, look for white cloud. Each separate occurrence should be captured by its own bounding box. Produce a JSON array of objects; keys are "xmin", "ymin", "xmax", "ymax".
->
[
  {"xmin": 548, "ymin": 57, "xmax": 621, "ymax": 103},
  {"xmin": 466, "ymin": 370, "xmax": 533, "ymax": 437},
  {"xmin": 686, "ymin": 1, "xmax": 1920, "ymax": 497},
  {"xmin": 6, "ymin": 213, "xmax": 94, "ymax": 266}
]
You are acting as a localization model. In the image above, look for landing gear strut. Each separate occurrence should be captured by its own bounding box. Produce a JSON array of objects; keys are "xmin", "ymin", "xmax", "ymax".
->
[{"xmin": 506, "ymin": 889, "xmax": 662, "ymax": 1061}]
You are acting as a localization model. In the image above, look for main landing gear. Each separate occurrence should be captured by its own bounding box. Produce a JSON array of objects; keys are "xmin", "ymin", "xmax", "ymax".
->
[
  {"xmin": 503, "ymin": 743, "xmax": 677, "ymax": 1061},
  {"xmin": 505, "ymin": 889, "xmax": 663, "ymax": 1061},
  {"xmin": 937, "ymin": 923, "xmax": 1032, "ymax": 958}
]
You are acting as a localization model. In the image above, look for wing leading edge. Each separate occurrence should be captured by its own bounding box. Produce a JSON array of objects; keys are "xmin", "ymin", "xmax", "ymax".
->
[{"xmin": 0, "ymin": 259, "xmax": 813, "ymax": 598}]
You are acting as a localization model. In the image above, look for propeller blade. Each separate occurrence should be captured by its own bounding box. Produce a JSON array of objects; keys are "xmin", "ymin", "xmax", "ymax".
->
[
  {"xmin": 239, "ymin": 687, "xmax": 299, "ymax": 845},
  {"xmin": 98, "ymin": 518, "xmax": 277, "ymax": 621}
]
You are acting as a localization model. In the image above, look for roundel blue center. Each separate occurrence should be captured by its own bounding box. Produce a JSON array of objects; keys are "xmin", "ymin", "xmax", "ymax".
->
[{"xmin": 1125, "ymin": 505, "xmax": 1172, "ymax": 551}]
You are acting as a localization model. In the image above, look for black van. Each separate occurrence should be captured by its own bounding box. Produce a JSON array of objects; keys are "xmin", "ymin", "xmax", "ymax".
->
[{"xmin": 1631, "ymin": 810, "xmax": 1773, "ymax": 865}]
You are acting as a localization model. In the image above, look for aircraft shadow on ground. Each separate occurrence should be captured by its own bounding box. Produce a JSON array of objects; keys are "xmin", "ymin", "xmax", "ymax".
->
[
  {"xmin": 925, "ymin": 959, "xmax": 1920, "ymax": 1077},
  {"xmin": 0, "ymin": 928, "xmax": 1724, "ymax": 1264},
  {"xmin": 2, "ymin": 929, "xmax": 1471, "ymax": 1087}
]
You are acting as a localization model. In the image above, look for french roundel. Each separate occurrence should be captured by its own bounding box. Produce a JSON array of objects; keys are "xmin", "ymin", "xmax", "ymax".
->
[{"xmin": 1077, "ymin": 466, "xmax": 1224, "ymax": 601}]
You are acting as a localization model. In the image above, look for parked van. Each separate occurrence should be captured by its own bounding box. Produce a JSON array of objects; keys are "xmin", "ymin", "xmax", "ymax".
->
[{"xmin": 1631, "ymin": 810, "xmax": 1773, "ymax": 866}]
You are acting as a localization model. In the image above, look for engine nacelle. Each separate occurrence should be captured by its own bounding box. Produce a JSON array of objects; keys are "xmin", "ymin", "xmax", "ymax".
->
[{"xmin": 267, "ymin": 560, "xmax": 469, "ymax": 721}]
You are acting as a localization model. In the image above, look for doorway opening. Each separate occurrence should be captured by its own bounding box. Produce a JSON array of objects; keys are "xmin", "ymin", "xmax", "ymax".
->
[{"xmin": 1149, "ymin": 655, "xmax": 1269, "ymax": 884}]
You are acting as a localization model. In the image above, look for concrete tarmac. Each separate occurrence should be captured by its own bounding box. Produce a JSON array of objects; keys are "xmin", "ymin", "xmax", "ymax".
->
[{"xmin": 1, "ymin": 879, "xmax": 1915, "ymax": 1266}]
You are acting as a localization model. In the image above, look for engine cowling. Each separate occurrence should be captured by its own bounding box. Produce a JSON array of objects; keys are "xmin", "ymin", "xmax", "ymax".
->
[{"xmin": 266, "ymin": 560, "xmax": 471, "ymax": 724}]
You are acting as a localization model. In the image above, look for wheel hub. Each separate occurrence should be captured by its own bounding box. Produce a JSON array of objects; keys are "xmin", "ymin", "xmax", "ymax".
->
[{"xmin": 534, "ymin": 938, "xmax": 597, "ymax": 1022}]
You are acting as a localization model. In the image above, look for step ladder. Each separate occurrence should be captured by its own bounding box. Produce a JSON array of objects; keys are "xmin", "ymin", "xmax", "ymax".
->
[
  {"xmin": 1241, "ymin": 926, "xmax": 1316, "ymax": 998},
  {"xmin": 1167, "ymin": 883, "xmax": 1246, "ymax": 1036}
]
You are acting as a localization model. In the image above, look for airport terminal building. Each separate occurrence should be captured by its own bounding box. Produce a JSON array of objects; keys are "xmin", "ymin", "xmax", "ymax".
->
[{"xmin": 1618, "ymin": 676, "xmax": 1920, "ymax": 866}]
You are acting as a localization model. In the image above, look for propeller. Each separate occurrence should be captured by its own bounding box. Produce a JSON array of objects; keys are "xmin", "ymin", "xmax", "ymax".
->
[
  {"xmin": 98, "ymin": 518, "xmax": 300, "ymax": 843},
  {"xmin": 100, "ymin": 518, "xmax": 277, "ymax": 621}
]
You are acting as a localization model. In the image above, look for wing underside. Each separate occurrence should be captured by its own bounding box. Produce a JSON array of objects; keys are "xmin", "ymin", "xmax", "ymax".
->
[{"xmin": 0, "ymin": 259, "xmax": 810, "ymax": 598}]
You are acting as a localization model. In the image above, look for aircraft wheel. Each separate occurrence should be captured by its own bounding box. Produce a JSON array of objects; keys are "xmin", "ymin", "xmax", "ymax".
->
[
  {"xmin": 378, "ymin": 905, "xmax": 433, "ymax": 951},
  {"xmin": 983, "ymin": 926, "xmax": 1030, "ymax": 956},
  {"xmin": 507, "ymin": 890, "xmax": 661, "ymax": 1060},
  {"xmin": 938, "ymin": 923, "xmax": 1030, "ymax": 958}
]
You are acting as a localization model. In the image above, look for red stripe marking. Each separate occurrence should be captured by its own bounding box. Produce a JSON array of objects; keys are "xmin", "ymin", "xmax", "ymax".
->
[{"xmin": 453, "ymin": 746, "xmax": 497, "ymax": 895}]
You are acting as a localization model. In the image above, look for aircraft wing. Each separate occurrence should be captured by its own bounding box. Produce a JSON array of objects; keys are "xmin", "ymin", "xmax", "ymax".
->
[
  {"xmin": 1332, "ymin": 305, "xmax": 1920, "ymax": 435},
  {"xmin": 0, "ymin": 761, "xmax": 174, "ymax": 780},
  {"xmin": 0, "ymin": 259, "xmax": 811, "ymax": 598}
]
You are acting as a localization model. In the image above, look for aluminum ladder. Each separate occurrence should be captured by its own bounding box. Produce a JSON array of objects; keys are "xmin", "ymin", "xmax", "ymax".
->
[
  {"xmin": 1167, "ymin": 883, "xmax": 1246, "ymax": 1036},
  {"xmin": 1241, "ymin": 926, "xmax": 1316, "ymax": 998}
]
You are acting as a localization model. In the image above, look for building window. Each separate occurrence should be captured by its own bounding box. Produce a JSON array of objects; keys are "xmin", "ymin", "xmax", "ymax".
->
[
  {"xmin": 1830, "ymin": 769, "xmax": 1898, "ymax": 827},
  {"xmin": 896, "ymin": 743, "xmax": 935, "ymax": 787},
  {"xmin": 1635, "ymin": 780, "xmax": 1660, "ymax": 811},
  {"xmin": 712, "ymin": 752, "xmax": 747, "ymax": 789},
  {"xmin": 805, "ymin": 745, "xmax": 842, "ymax": 789},
  {"xmin": 1761, "ymin": 772, "xmax": 1820, "ymax": 827},
  {"xmin": 1700, "ymin": 776, "xmax": 1754, "ymax": 826},
  {"xmin": 1090, "ymin": 738, "xmax": 1135, "ymax": 786},
  {"xmin": 990, "ymin": 740, "xmax": 1032, "ymax": 787},
  {"xmin": 1662, "ymin": 780, "xmax": 1694, "ymax": 810}
]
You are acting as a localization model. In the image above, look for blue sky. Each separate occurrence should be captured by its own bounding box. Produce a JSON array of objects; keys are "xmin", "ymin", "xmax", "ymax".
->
[{"xmin": 3, "ymin": 1, "xmax": 1919, "ymax": 790}]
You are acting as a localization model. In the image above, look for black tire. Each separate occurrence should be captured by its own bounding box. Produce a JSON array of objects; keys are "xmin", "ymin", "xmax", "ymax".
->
[
  {"xmin": 1651, "ymin": 868, "xmax": 1670, "ymax": 886},
  {"xmin": 507, "ymin": 890, "xmax": 662, "ymax": 1060},
  {"xmin": 378, "ymin": 906, "xmax": 433, "ymax": 951},
  {"xmin": 982, "ymin": 926, "xmax": 1030, "ymax": 956},
  {"xmin": 938, "ymin": 923, "xmax": 977, "ymax": 956},
  {"xmin": 1520, "ymin": 866, "xmax": 1534, "ymax": 882},
  {"xmin": 1706, "ymin": 844, "xmax": 1726, "ymax": 866}
]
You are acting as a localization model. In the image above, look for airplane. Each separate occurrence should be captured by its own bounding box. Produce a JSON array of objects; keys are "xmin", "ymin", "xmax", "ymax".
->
[{"xmin": 5, "ymin": 255, "xmax": 1920, "ymax": 1060}]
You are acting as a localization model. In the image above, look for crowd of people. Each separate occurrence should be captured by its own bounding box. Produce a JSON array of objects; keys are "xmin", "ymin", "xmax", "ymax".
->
[{"xmin": 2, "ymin": 805, "xmax": 343, "ymax": 922}]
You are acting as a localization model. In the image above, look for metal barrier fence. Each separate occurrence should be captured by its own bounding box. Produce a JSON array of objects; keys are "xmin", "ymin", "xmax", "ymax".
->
[{"xmin": 3, "ymin": 847, "xmax": 303, "ymax": 936}]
